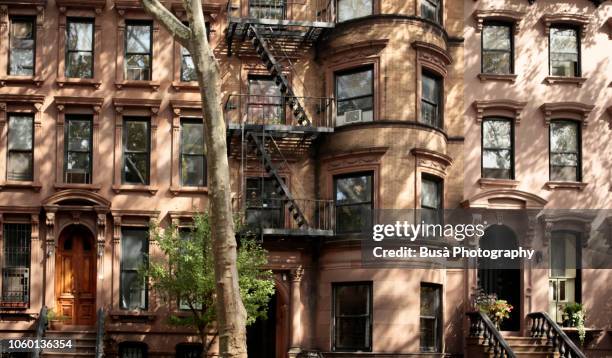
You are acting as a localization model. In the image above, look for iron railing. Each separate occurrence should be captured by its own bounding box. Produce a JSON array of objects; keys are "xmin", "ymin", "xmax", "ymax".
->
[
  {"xmin": 242, "ymin": 198, "xmax": 335, "ymax": 232},
  {"xmin": 527, "ymin": 312, "xmax": 586, "ymax": 358},
  {"xmin": 467, "ymin": 311, "xmax": 516, "ymax": 358},
  {"xmin": 95, "ymin": 307, "xmax": 105, "ymax": 358},
  {"xmin": 32, "ymin": 305, "xmax": 48, "ymax": 358},
  {"xmin": 225, "ymin": 94, "xmax": 334, "ymax": 128},
  {"xmin": 227, "ymin": 0, "xmax": 336, "ymax": 23}
]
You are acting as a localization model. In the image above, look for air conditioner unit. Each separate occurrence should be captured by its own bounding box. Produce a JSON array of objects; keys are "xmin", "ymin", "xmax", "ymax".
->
[{"xmin": 344, "ymin": 109, "xmax": 362, "ymax": 124}]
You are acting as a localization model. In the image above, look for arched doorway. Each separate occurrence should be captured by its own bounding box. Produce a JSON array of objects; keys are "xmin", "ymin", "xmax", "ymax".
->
[
  {"xmin": 478, "ymin": 225, "xmax": 521, "ymax": 331},
  {"xmin": 55, "ymin": 225, "xmax": 96, "ymax": 325}
]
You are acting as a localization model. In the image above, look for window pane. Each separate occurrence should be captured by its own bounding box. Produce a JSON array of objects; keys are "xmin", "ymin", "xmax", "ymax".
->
[
  {"xmin": 550, "ymin": 28, "xmax": 578, "ymax": 54},
  {"xmin": 550, "ymin": 122, "xmax": 578, "ymax": 152},
  {"xmin": 125, "ymin": 121, "xmax": 149, "ymax": 152},
  {"xmin": 335, "ymin": 285, "xmax": 369, "ymax": 315},
  {"xmin": 337, "ymin": 97, "xmax": 373, "ymax": 115},
  {"xmin": 420, "ymin": 318, "xmax": 436, "ymax": 351},
  {"xmin": 126, "ymin": 24, "xmax": 151, "ymax": 53},
  {"xmin": 551, "ymin": 153, "xmax": 578, "ymax": 166},
  {"xmin": 334, "ymin": 284, "xmax": 370, "ymax": 350},
  {"xmin": 483, "ymin": 120, "xmax": 511, "ymax": 149},
  {"xmin": 8, "ymin": 116, "xmax": 33, "ymax": 150},
  {"xmin": 7, "ymin": 152, "xmax": 33, "ymax": 181},
  {"xmin": 181, "ymin": 156, "xmax": 206, "ymax": 187},
  {"xmin": 551, "ymin": 166, "xmax": 578, "ymax": 182},
  {"xmin": 336, "ymin": 204, "xmax": 371, "ymax": 233},
  {"xmin": 482, "ymin": 51, "xmax": 511, "ymax": 74},
  {"xmin": 67, "ymin": 120, "xmax": 91, "ymax": 151},
  {"xmin": 337, "ymin": 0, "xmax": 372, "ymax": 22},
  {"xmin": 421, "ymin": 179, "xmax": 440, "ymax": 209},
  {"xmin": 66, "ymin": 52, "xmax": 93, "ymax": 78},
  {"xmin": 249, "ymin": 0, "xmax": 285, "ymax": 19},
  {"xmin": 122, "ymin": 229, "xmax": 147, "ymax": 269},
  {"xmin": 483, "ymin": 25, "xmax": 511, "ymax": 50},
  {"xmin": 335, "ymin": 317, "xmax": 368, "ymax": 349},
  {"xmin": 10, "ymin": 19, "xmax": 35, "ymax": 76},
  {"xmin": 335, "ymin": 175, "xmax": 372, "ymax": 204},
  {"xmin": 420, "ymin": 285, "xmax": 441, "ymax": 352},
  {"xmin": 181, "ymin": 122, "xmax": 205, "ymax": 154},
  {"xmin": 422, "ymin": 74, "xmax": 439, "ymax": 103},
  {"xmin": 10, "ymin": 49, "xmax": 34, "ymax": 76},
  {"xmin": 421, "ymin": 102, "xmax": 438, "ymax": 127},
  {"xmin": 483, "ymin": 150, "xmax": 512, "ymax": 177},
  {"xmin": 336, "ymin": 69, "xmax": 373, "ymax": 100},
  {"xmin": 126, "ymin": 54, "xmax": 151, "ymax": 80},
  {"xmin": 181, "ymin": 47, "xmax": 197, "ymax": 82},
  {"xmin": 120, "ymin": 271, "xmax": 146, "ymax": 310},
  {"xmin": 124, "ymin": 153, "xmax": 149, "ymax": 184},
  {"xmin": 65, "ymin": 151, "xmax": 90, "ymax": 171},
  {"xmin": 67, "ymin": 21, "xmax": 93, "ymax": 51},
  {"xmin": 421, "ymin": 0, "xmax": 439, "ymax": 23}
]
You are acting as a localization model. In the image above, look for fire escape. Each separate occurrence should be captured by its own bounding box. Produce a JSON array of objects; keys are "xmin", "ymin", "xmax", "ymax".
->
[{"xmin": 224, "ymin": 0, "xmax": 336, "ymax": 237}]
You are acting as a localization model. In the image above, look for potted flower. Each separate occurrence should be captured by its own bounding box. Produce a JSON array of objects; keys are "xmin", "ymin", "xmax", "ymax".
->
[
  {"xmin": 474, "ymin": 291, "xmax": 513, "ymax": 329},
  {"xmin": 563, "ymin": 302, "xmax": 586, "ymax": 345}
]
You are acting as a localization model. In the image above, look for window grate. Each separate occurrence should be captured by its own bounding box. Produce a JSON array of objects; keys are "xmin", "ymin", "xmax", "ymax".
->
[{"xmin": 2, "ymin": 224, "xmax": 32, "ymax": 306}]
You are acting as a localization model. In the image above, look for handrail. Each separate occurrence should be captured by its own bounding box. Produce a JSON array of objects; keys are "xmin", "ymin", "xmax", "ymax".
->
[
  {"xmin": 95, "ymin": 307, "xmax": 105, "ymax": 358},
  {"xmin": 527, "ymin": 312, "xmax": 586, "ymax": 358},
  {"xmin": 33, "ymin": 305, "xmax": 48, "ymax": 358},
  {"xmin": 466, "ymin": 311, "xmax": 516, "ymax": 358}
]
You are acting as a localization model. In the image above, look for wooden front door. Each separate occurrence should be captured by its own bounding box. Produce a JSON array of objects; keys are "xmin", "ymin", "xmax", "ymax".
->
[{"xmin": 56, "ymin": 227, "xmax": 96, "ymax": 325}]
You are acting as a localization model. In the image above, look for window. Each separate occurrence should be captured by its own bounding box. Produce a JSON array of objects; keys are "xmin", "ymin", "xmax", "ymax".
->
[
  {"xmin": 550, "ymin": 121, "xmax": 581, "ymax": 182},
  {"xmin": 337, "ymin": 0, "xmax": 373, "ymax": 22},
  {"xmin": 64, "ymin": 115, "xmax": 93, "ymax": 184},
  {"xmin": 125, "ymin": 21, "xmax": 152, "ymax": 81},
  {"xmin": 245, "ymin": 177, "xmax": 284, "ymax": 229},
  {"xmin": 65, "ymin": 18, "xmax": 94, "ymax": 78},
  {"xmin": 7, "ymin": 114, "xmax": 33, "ymax": 181},
  {"xmin": 482, "ymin": 23, "xmax": 513, "ymax": 74},
  {"xmin": 421, "ymin": 175, "xmax": 442, "ymax": 225},
  {"xmin": 248, "ymin": 75, "xmax": 284, "ymax": 124},
  {"xmin": 549, "ymin": 232, "xmax": 581, "ymax": 323},
  {"xmin": 9, "ymin": 17, "xmax": 35, "ymax": 76},
  {"xmin": 123, "ymin": 117, "xmax": 150, "ymax": 185},
  {"xmin": 1, "ymin": 224, "xmax": 31, "ymax": 306},
  {"xmin": 482, "ymin": 118, "xmax": 514, "ymax": 179},
  {"xmin": 180, "ymin": 46, "xmax": 196, "ymax": 82},
  {"xmin": 332, "ymin": 282, "xmax": 372, "ymax": 351},
  {"xmin": 120, "ymin": 228, "xmax": 148, "ymax": 310},
  {"xmin": 119, "ymin": 342, "xmax": 148, "ymax": 358},
  {"xmin": 180, "ymin": 119, "xmax": 206, "ymax": 187},
  {"xmin": 421, "ymin": 0, "xmax": 442, "ymax": 24},
  {"xmin": 176, "ymin": 343, "xmax": 203, "ymax": 358},
  {"xmin": 549, "ymin": 26, "xmax": 580, "ymax": 77},
  {"xmin": 335, "ymin": 67, "xmax": 373, "ymax": 125},
  {"xmin": 249, "ymin": 0, "xmax": 285, "ymax": 20},
  {"xmin": 334, "ymin": 173, "xmax": 373, "ymax": 234},
  {"xmin": 420, "ymin": 71, "xmax": 442, "ymax": 129},
  {"xmin": 420, "ymin": 283, "xmax": 442, "ymax": 352}
]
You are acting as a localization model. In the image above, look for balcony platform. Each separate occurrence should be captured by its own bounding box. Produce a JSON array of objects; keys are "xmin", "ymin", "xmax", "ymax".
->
[{"xmin": 260, "ymin": 228, "xmax": 334, "ymax": 237}]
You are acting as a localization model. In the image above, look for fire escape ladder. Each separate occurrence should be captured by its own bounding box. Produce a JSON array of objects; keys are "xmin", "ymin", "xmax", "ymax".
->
[
  {"xmin": 247, "ymin": 25, "xmax": 312, "ymax": 127},
  {"xmin": 246, "ymin": 132, "xmax": 309, "ymax": 229}
]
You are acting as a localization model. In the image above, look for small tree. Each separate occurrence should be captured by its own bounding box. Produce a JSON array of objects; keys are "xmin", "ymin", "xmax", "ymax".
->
[{"xmin": 143, "ymin": 213, "xmax": 275, "ymax": 354}]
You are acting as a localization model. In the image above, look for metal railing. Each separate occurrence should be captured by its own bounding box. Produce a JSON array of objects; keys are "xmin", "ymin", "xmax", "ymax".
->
[
  {"xmin": 95, "ymin": 307, "xmax": 105, "ymax": 358},
  {"xmin": 527, "ymin": 312, "xmax": 586, "ymax": 358},
  {"xmin": 467, "ymin": 311, "xmax": 516, "ymax": 358},
  {"xmin": 227, "ymin": 0, "xmax": 336, "ymax": 23},
  {"xmin": 225, "ymin": 94, "xmax": 334, "ymax": 128},
  {"xmin": 243, "ymin": 198, "xmax": 335, "ymax": 232},
  {"xmin": 33, "ymin": 305, "xmax": 48, "ymax": 358}
]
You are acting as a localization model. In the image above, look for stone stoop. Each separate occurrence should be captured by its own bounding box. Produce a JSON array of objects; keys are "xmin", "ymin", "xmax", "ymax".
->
[
  {"xmin": 467, "ymin": 336, "xmax": 559, "ymax": 358},
  {"xmin": 41, "ymin": 328, "xmax": 97, "ymax": 357}
]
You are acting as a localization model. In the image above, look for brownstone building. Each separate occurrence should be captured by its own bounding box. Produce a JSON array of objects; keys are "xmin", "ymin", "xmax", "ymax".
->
[{"xmin": 0, "ymin": 0, "xmax": 609, "ymax": 357}]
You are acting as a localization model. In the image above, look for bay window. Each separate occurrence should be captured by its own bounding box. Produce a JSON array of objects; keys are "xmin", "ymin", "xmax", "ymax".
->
[
  {"xmin": 334, "ymin": 172, "xmax": 373, "ymax": 234},
  {"xmin": 335, "ymin": 67, "xmax": 374, "ymax": 125},
  {"xmin": 420, "ymin": 71, "xmax": 442, "ymax": 129}
]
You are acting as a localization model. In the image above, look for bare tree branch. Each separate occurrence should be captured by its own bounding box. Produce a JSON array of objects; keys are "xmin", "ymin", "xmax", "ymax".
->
[{"xmin": 141, "ymin": 0, "xmax": 191, "ymax": 46}]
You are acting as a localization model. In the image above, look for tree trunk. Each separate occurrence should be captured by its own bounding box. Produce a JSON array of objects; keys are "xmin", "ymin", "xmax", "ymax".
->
[{"xmin": 140, "ymin": 1, "xmax": 248, "ymax": 356}]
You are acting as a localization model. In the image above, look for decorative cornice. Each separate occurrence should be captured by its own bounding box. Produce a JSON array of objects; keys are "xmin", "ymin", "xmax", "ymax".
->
[
  {"xmin": 477, "ymin": 73, "xmax": 517, "ymax": 83},
  {"xmin": 473, "ymin": 9, "xmax": 526, "ymax": 33},
  {"xmin": 113, "ymin": 98, "xmax": 161, "ymax": 115},
  {"xmin": 531, "ymin": 0, "xmax": 608, "ymax": 7},
  {"xmin": 540, "ymin": 102, "xmax": 594, "ymax": 126},
  {"xmin": 54, "ymin": 96, "xmax": 104, "ymax": 110},
  {"xmin": 545, "ymin": 181, "xmax": 588, "ymax": 191},
  {"xmin": 411, "ymin": 41, "xmax": 452, "ymax": 65},
  {"xmin": 411, "ymin": 148, "xmax": 453, "ymax": 168},
  {"xmin": 0, "ymin": 94, "xmax": 45, "ymax": 106},
  {"xmin": 473, "ymin": 99, "xmax": 527, "ymax": 125},
  {"xmin": 170, "ymin": 100, "xmax": 202, "ymax": 111},
  {"xmin": 461, "ymin": 189, "xmax": 548, "ymax": 209},
  {"xmin": 541, "ymin": 13, "xmax": 591, "ymax": 36},
  {"xmin": 56, "ymin": 0, "xmax": 105, "ymax": 11},
  {"xmin": 477, "ymin": 178, "xmax": 519, "ymax": 190},
  {"xmin": 544, "ymin": 76, "xmax": 587, "ymax": 88},
  {"xmin": 41, "ymin": 189, "xmax": 111, "ymax": 208},
  {"xmin": 319, "ymin": 39, "xmax": 388, "ymax": 61},
  {"xmin": 0, "ymin": 0, "xmax": 46, "ymax": 6},
  {"xmin": 111, "ymin": 209, "xmax": 160, "ymax": 218}
]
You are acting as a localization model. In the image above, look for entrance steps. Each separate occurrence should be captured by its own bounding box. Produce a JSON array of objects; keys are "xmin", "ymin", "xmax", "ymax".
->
[
  {"xmin": 41, "ymin": 328, "xmax": 97, "ymax": 357},
  {"xmin": 467, "ymin": 336, "xmax": 559, "ymax": 358}
]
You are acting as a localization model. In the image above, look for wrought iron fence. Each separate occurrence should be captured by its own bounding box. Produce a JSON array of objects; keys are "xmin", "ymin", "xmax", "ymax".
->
[{"xmin": 242, "ymin": 197, "xmax": 335, "ymax": 232}]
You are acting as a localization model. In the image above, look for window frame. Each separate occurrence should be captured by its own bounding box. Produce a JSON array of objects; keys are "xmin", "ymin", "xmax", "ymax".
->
[
  {"xmin": 119, "ymin": 341, "xmax": 148, "ymax": 358},
  {"xmin": 548, "ymin": 25, "xmax": 581, "ymax": 77},
  {"xmin": 481, "ymin": 117, "xmax": 515, "ymax": 180},
  {"xmin": 63, "ymin": 114, "xmax": 93, "ymax": 184},
  {"xmin": 1, "ymin": 223, "xmax": 32, "ymax": 307},
  {"xmin": 8, "ymin": 16, "xmax": 36, "ymax": 77},
  {"xmin": 119, "ymin": 227, "xmax": 149, "ymax": 311},
  {"xmin": 421, "ymin": 0, "xmax": 442, "ymax": 25},
  {"xmin": 331, "ymin": 281, "xmax": 373, "ymax": 352},
  {"xmin": 65, "ymin": 17, "xmax": 95, "ymax": 79},
  {"xmin": 6, "ymin": 113, "xmax": 34, "ymax": 182},
  {"xmin": 333, "ymin": 171, "xmax": 374, "ymax": 235},
  {"xmin": 334, "ymin": 66, "xmax": 374, "ymax": 117},
  {"xmin": 124, "ymin": 20, "xmax": 153, "ymax": 81},
  {"xmin": 420, "ymin": 174, "xmax": 443, "ymax": 226},
  {"xmin": 247, "ymin": 74, "xmax": 286, "ymax": 124},
  {"xmin": 248, "ymin": 0, "xmax": 287, "ymax": 20},
  {"xmin": 481, "ymin": 21, "xmax": 514, "ymax": 75},
  {"xmin": 420, "ymin": 70, "xmax": 443, "ymax": 129},
  {"xmin": 336, "ymin": 0, "xmax": 374, "ymax": 23},
  {"xmin": 419, "ymin": 282, "xmax": 443, "ymax": 353},
  {"xmin": 549, "ymin": 119, "xmax": 582, "ymax": 182},
  {"xmin": 179, "ymin": 118, "xmax": 206, "ymax": 187},
  {"xmin": 245, "ymin": 176, "xmax": 286, "ymax": 229},
  {"xmin": 122, "ymin": 116, "xmax": 151, "ymax": 185}
]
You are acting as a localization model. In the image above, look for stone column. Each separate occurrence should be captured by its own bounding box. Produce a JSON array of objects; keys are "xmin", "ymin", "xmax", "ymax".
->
[
  {"xmin": 288, "ymin": 266, "xmax": 304, "ymax": 358},
  {"xmin": 111, "ymin": 215, "xmax": 122, "ymax": 310},
  {"xmin": 95, "ymin": 210, "xmax": 107, "ymax": 308},
  {"xmin": 30, "ymin": 214, "xmax": 42, "ymax": 311},
  {"xmin": 44, "ymin": 209, "xmax": 57, "ymax": 308}
]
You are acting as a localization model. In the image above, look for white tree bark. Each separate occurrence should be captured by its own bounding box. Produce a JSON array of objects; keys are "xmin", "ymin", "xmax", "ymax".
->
[{"xmin": 140, "ymin": 1, "xmax": 248, "ymax": 356}]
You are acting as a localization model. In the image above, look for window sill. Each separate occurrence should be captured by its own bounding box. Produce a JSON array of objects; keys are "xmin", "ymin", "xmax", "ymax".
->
[
  {"xmin": 56, "ymin": 78, "xmax": 102, "ymax": 89},
  {"xmin": 0, "ymin": 181, "xmax": 42, "ymax": 191},
  {"xmin": 109, "ymin": 310, "xmax": 156, "ymax": 321},
  {"xmin": 54, "ymin": 183, "xmax": 101, "ymax": 192},
  {"xmin": 112, "ymin": 184, "xmax": 158, "ymax": 195},
  {"xmin": 172, "ymin": 81, "xmax": 199, "ymax": 91},
  {"xmin": 545, "ymin": 181, "xmax": 587, "ymax": 190},
  {"xmin": 544, "ymin": 76, "xmax": 587, "ymax": 87},
  {"xmin": 478, "ymin": 73, "xmax": 517, "ymax": 83},
  {"xmin": 478, "ymin": 178, "xmax": 519, "ymax": 189},
  {"xmin": 115, "ymin": 80, "xmax": 160, "ymax": 91},
  {"xmin": 0, "ymin": 76, "xmax": 43, "ymax": 87},
  {"xmin": 170, "ymin": 186, "xmax": 208, "ymax": 195}
]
